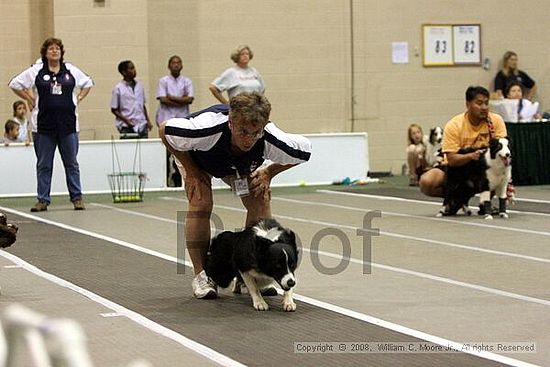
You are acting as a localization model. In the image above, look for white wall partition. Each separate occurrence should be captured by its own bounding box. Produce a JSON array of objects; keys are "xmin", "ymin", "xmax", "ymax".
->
[{"xmin": 0, "ymin": 133, "xmax": 368, "ymax": 197}]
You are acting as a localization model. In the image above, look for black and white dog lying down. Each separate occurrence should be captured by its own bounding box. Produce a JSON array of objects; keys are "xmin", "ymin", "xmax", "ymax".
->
[
  {"xmin": 441, "ymin": 137, "xmax": 512, "ymax": 219},
  {"xmin": 206, "ymin": 219, "xmax": 299, "ymax": 311}
]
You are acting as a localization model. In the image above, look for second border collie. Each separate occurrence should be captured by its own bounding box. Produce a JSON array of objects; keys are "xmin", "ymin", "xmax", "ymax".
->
[
  {"xmin": 206, "ymin": 219, "xmax": 299, "ymax": 311},
  {"xmin": 424, "ymin": 126, "xmax": 444, "ymax": 168},
  {"xmin": 442, "ymin": 137, "xmax": 512, "ymax": 219}
]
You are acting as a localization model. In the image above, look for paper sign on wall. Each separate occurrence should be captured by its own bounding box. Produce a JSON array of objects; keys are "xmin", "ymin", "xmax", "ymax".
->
[
  {"xmin": 453, "ymin": 25, "xmax": 481, "ymax": 64},
  {"xmin": 422, "ymin": 25, "xmax": 453, "ymax": 66},
  {"xmin": 422, "ymin": 24, "xmax": 481, "ymax": 67}
]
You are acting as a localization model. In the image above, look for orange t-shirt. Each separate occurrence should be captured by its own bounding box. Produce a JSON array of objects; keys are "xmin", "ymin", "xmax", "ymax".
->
[{"xmin": 442, "ymin": 112, "xmax": 507, "ymax": 155}]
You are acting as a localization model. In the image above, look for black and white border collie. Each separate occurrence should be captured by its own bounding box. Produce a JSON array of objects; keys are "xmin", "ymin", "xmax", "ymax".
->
[
  {"xmin": 442, "ymin": 137, "xmax": 512, "ymax": 219},
  {"xmin": 206, "ymin": 219, "xmax": 299, "ymax": 312},
  {"xmin": 424, "ymin": 126, "xmax": 444, "ymax": 167}
]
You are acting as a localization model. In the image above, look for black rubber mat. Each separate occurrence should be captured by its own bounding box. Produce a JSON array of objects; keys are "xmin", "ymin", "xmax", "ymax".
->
[
  {"xmin": 342, "ymin": 187, "xmax": 550, "ymax": 214},
  {"xmin": 4, "ymin": 214, "xmax": 508, "ymax": 367}
]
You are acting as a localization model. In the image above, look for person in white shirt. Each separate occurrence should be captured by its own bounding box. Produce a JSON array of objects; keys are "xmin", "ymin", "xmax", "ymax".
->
[
  {"xmin": 160, "ymin": 92, "xmax": 311, "ymax": 299},
  {"xmin": 156, "ymin": 55, "xmax": 195, "ymax": 186},
  {"xmin": 11, "ymin": 100, "xmax": 31, "ymax": 145},
  {"xmin": 504, "ymin": 81, "xmax": 540, "ymax": 122},
  {"xmin": 155, "ymin": 55, "xmax": 194, "ymax": 125},
  {"xmin": 209, "ymin": 45, "xmax": 265, "ymax": 105}
]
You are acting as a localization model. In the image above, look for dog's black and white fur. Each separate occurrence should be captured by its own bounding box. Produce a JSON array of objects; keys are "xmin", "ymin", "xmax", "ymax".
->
[
  {"xmin": 424, "ymin": 126, "xmax": 444, "ymax": 167},
  {"xmin": 206, "ymin": 218, "xmax": 299, "ymax": 311},
  {"xmin": 442, "ymin": 137, "xmax": 512, "ymax": 219}
]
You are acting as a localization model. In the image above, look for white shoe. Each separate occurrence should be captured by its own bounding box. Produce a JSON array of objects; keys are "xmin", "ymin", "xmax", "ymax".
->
[{"xmin": 192, "ymin": 270, "xmax": 217, "ymax": 299}]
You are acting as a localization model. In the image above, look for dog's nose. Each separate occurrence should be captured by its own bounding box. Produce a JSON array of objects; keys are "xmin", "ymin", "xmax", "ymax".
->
[
  {"xmin": 287, "ymin": 279, "xmax": 296, "ymax": 288},
  {"xmin": 505, "ymin": 153, "xmax": 511, "ymax": 158}
]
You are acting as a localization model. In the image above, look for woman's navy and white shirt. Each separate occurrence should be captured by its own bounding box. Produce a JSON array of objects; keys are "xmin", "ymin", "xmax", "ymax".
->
[
  {"xmin": 8, "ymin": 60, "xmax": 94, "ymax": 135},
  {"xmin": 163, "ymin": 105, "xmax": 311, "ymax": 178}
]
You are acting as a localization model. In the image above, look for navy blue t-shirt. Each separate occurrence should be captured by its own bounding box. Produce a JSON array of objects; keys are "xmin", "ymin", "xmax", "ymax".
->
[
  {"xmin": 35, "ymin": 63, "xmax": 77, "ymax": 135},
  {"xmin": 494, "ymin": 70, "xmax": 535, "ymax": 94}
]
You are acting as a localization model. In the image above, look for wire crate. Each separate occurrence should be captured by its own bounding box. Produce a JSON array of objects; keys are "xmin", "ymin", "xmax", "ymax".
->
[
  {"xmin": 108, "ymin": 172, "xmax": 146, "ymax": 203},
  {"xmin": 108, "ymin": 137, "xmax": 147, "ymax": 203}
]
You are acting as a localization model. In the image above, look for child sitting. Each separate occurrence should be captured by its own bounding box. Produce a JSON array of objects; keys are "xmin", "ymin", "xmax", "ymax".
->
[
  {"xmin": 12, "ymin": 100, "xmax": 31, "ymax": 145},
  {"xmin": 405, "ymin": 123, "xmax": 427, "ymax": 186},
  {"xmin": 3, "ymin": 120, "xmax": 21, "ymax": 146}
]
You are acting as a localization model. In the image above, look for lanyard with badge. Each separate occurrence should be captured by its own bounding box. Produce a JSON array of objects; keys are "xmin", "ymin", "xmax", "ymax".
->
[
  {"xmin": 231, "ymin": 165, "xmax": 249, "ymax": 197},
  {"xmin": 50, "ymin": 75, "xmax": 62, "ymax": 95}
]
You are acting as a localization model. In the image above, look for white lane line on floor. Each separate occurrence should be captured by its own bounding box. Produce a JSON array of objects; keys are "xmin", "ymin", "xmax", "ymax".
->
[
  {"xmin": 90, "ymin": 202, "xmax": 178, "ymax": 224},
  {"xmin": 513, "ymin": 197, "xmax": 550, "ymax": 204},
  {"xmin": 318, "ymin": 189, "xmax": 550, "ymax": 218},
  {"xmin": 158, "ymin": 198, "xmax": 550, "ymax": 306},
  {"xmin": 288, "ymin": 294, "xmax": 537, "ymax": 367},
  {"xmin": 158, "ymin": 196, "xmax": 550, "ymax": 265},
  {"xmin": 272, "ymin": 196, "xmax": 550, "ymax": 262},
  {"xmin": 0, "ymin": 251, "xmax": 241, "ymax": 367},
  {"xmin": 316, "ymin": 190, "xmax": 550, "ymax": 234},
  {"xmin": 317, "ymin": 189, "xmax": 550, "ymax": 207},
  {"xmin": 0, "ymin": 206, "xmax": 183, "ymax": 266},
  {"xmin": 156, "ymin": 197, "xmax": 550, "ymax": 305},
  {"xmin": 0, "ymin": 207, "xmax": 536, "ymax": 367},
  {"xmin": 302, "ymin": 246, "xmax": 550, "ymax": 307}
]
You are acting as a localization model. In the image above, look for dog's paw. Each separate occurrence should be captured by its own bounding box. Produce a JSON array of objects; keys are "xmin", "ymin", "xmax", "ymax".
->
[
  {"xmin": 484, "ymin": 214, "xmax": 494, "ymax": 220},
  {"xmin": 253, "ymin": 299, "xmax": 269, "ymax": 311},
  {"xmin": 499, "ymin": 212, "xmax": 509, "ymax": 219},
  {"xmin": 282, "ymin": 300, "xmax": 296, "ymax": 312}
]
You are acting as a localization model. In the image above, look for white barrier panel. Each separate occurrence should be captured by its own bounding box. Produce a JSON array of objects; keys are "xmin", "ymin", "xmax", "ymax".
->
[
  {"xmin": 0, "ymin": 139, "xmax": 166, "ymax": 197},
  {"xmin": 0, "ymin": 133, "xmax": 368, "ymax": 197}
]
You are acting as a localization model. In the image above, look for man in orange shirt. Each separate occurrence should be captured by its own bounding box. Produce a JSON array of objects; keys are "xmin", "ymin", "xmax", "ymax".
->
[{"xmin": 420, "ymin": 86, "xmax": 507, "ymax": 210}]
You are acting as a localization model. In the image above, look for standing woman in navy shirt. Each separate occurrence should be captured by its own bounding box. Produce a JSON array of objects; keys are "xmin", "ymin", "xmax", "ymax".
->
[
  {"xmin": 493, "ymin": 51, "xmax": 537, "ymax": 100},
  {"xmin": 9, "ymin": 37, "xmax": 94, "ymax": 212}
]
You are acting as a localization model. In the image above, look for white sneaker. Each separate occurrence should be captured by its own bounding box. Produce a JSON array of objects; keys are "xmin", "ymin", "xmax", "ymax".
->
[{"xmin": 192, "ymin": 270, "xmax": 217, "ymax": 299}]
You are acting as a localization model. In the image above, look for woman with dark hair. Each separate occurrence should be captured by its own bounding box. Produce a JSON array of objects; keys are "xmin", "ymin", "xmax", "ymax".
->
[
  {"xmin": 504, "ymin": 81, "xmax": 540, "ymax": 122},
  {"xmin": 9, "ymin": 37, "xmax": 94, "ymax": 212},
  {"xmin": 494, "ymin": 51, "xmax": 536, "ymax": 100}
]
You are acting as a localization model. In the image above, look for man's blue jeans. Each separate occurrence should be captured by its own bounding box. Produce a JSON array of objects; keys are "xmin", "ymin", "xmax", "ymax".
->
[{"xmin": 32, "ymin": 132, "xmax": 82, "ymax": 204}]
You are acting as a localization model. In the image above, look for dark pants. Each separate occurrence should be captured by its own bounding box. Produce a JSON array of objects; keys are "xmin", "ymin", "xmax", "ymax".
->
[
  {"xmin": 118, "ymin": 126, "xmax": 148, "ymax": 139},
  {"xmin": 32, "ymin": 132, "xmax": 82, "ymax": 204}
]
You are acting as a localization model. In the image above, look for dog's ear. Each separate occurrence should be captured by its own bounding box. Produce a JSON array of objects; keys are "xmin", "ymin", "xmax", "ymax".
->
[
  {"xmin": 489, "ymin": 138, "xmax": 500, "ymax": 159},
  {"xmin": 283, "ymin": 229, "xmax": 299, "ymax": 255}
]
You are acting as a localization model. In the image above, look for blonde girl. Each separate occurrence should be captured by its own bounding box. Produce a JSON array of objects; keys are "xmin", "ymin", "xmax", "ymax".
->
[{"xmin": 406, "ymin": 123, "xmax": 427, "ymax": 186}]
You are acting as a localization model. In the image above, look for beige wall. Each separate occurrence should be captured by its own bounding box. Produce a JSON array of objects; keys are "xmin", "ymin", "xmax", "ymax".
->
[
  {"xmin": 1, "ymin": 0, "xmax": 53, "ymax": 126},
  {"xmin": 2, "ymin": 0, "xmax": 549, "ymax": 173}
]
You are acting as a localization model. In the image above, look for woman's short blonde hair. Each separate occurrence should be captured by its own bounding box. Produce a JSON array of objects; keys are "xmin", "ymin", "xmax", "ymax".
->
[{"xmin": 230, "ymin": 45, "xmax": 254, "ymax": 63}]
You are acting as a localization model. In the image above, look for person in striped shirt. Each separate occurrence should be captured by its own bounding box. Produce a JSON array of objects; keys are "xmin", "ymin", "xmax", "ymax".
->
[{"xmin": 160, "ymin": 92, "xmax": 311, "ymax": 299}]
